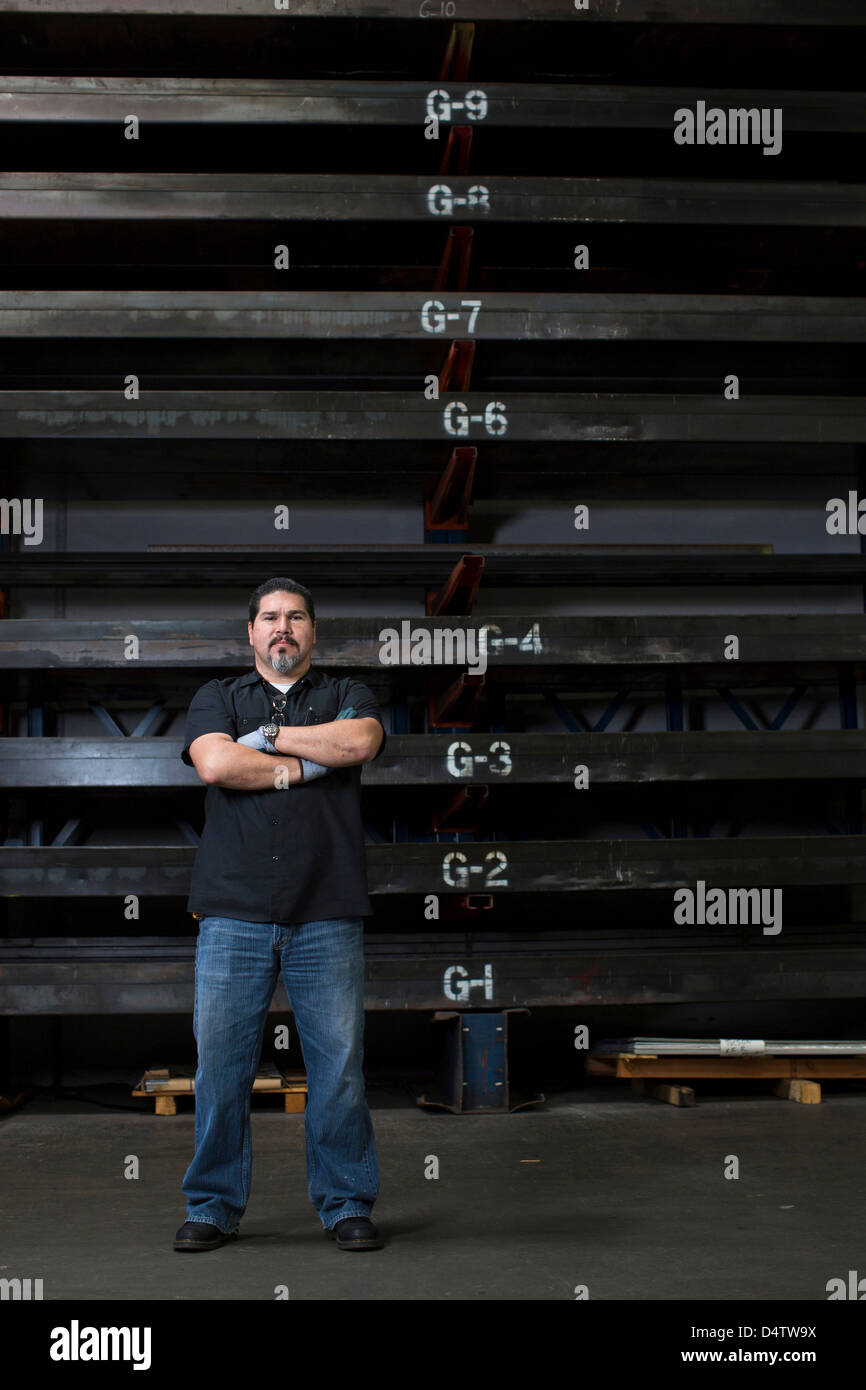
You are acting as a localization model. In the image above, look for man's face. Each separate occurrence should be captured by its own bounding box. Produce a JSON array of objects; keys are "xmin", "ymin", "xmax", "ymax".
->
[{"xmin": 248, "ymin": 591, "xmax": 316, "ymax": 678}]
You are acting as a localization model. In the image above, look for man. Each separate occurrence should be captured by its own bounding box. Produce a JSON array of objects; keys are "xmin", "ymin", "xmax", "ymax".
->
[{"xmin": 174, "ymin": 578, "xmax": 387, "ymax": 1253}]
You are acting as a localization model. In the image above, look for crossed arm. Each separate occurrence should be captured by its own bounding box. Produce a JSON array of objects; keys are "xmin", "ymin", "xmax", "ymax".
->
[{"xmin": 189, "ymin": 717, "xmax": 383, "ymax": 791}]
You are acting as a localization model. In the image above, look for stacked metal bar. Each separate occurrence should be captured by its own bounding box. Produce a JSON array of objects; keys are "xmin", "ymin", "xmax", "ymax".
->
[{"xmin": 0, "ymin": 2, "xmax": 864, "ymax": 1021}]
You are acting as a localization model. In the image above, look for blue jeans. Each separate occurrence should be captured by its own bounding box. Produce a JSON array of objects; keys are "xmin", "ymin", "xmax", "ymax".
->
[{"xmin": 181, "ymin": 915, "xmax": 379, "ymax": 1234}]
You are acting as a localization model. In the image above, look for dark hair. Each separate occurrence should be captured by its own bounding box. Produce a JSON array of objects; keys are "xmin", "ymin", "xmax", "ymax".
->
[{"xmin": 249, "ymin": 578, "xmax": 315, "ymax": 626}]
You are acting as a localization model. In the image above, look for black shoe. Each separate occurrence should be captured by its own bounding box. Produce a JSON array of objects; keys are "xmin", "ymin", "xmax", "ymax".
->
[
  {"xmin": 327, "ymin": 1217, "xmax": 383, "ymax": 1251},
  {"xmin": 174, "ymin": 1221, "xmax": 238, "ymax": 1252}
]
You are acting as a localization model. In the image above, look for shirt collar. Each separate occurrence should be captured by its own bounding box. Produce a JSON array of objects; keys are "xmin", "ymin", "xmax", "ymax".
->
[{"xmin": 239, "ymin": 666, "xmax": 320, "ymax": 693}]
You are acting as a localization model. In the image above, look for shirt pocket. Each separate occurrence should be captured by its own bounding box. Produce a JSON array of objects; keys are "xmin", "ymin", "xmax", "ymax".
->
[{"xmin": 304, "ymin": 705, "xmax": 337, "ymax": 726}]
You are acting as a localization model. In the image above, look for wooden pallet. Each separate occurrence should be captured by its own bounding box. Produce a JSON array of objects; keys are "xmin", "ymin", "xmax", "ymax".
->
[
  {"xmin": 132, "ymin": 1063, "xmax": 307, "ymax": 1115},
  {"xmin": 0, "ymin": 1090, "xmax": 29, "ymax": 1114},
  {"xmin": 586, "ymin": 1053, "xmax": 866, "ymax": 1105}
]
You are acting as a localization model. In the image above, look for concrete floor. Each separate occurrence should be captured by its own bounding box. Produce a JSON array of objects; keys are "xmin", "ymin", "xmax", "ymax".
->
[{"xmin": 1, "ymin": 1082, "xmax": 863, "ymax": 1300}]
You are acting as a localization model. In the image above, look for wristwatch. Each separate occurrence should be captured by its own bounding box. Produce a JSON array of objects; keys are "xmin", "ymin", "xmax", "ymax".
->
[{"xmin": 261, "ymin": 722, "xmax": 280, "ymax": 751}]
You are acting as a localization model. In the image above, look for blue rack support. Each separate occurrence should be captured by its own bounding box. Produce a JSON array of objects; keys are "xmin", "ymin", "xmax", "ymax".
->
[{"xmin": 416, "ymin": 1008, "xmax": 545, "ymax": 1114}]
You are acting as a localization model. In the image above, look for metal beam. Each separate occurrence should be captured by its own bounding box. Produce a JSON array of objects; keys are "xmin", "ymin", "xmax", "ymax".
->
[
  {"xmin": 1, "ymin": 944, "xmax": 865, "ymax": 1014},
  {"xmin": 2, "ymin": 836, "xmax": 866, "ymax": 897},
  {"xmin": 7, "ymin": 930, "xmax": 864, "ymax": 958},
  {"xmin": 2, "ymin": 614, "xmax": 865, "ymax": 669},
  {"xmin": 7, "ymin": 550, "xmax": 866, "ymax": 590},
  {"xmin": 4, "ymin": 732, "xmax": 866, "ymax": 786},
  {"xmin": 0, "ymin": 391, "xmax": 864, "ymax": 441},
  {"xmin": 2, "ymin": 1, "xmax": 863, "ymax": 22},
  {"xmin": 1, "ymin": 79, "xmax": 863, "ymax": 132},
  {"xmin": 3, "ymin": 291, "xmax": 866, "ymax": 342},
  {"xmin": 3, "ymin": 441, "xmax": 862, "ymax": 505},
  {"xmin": 1, "ymin": 174, "xmax": 863, "ymax": 226}
]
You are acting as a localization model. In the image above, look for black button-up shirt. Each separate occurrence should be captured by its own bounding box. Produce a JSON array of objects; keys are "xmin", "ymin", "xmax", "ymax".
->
[{"xmin": 181, "ymin": 666, "xmax": 387, "ymax": 924}]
